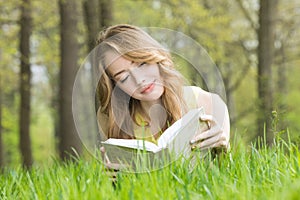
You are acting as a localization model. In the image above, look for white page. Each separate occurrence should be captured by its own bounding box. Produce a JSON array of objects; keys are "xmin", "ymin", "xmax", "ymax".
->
[
  {"xmin": 102, "ymin": 138, "xmax": 161, "ymax": 152},
  {"xmin": 157, "ymin": 107, "xmax": 204, "ymax": 148}
]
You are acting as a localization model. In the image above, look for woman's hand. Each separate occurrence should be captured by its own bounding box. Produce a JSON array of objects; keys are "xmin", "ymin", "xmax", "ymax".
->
[
  {"xmin": 100, "ymin": 147, "xmax": 124, "ymax": 182},
  {"xmin": 190, "ymin": 114, "xmax": 230, "ymax": 151}
]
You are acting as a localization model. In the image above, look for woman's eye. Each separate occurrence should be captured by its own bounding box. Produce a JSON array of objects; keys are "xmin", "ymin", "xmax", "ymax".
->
[
  {"xmin": 120, "ymin": 75, "xmax": 129, "ymax": 83},
  {"xmin": 139, "ymin": 62, "xmax": 146, "ymax": 67}
]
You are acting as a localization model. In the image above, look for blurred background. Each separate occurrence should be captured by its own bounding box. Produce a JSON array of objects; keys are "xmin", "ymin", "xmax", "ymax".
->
[{"xmin": 0, "ymin": 0, "xmax": 299, "ymax": 168}]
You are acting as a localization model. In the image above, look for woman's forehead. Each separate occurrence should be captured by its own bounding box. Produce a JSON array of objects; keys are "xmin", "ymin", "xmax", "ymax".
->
[{"xmin": 105, "ymin": 51, "xmax": 132, "ymax": 75}]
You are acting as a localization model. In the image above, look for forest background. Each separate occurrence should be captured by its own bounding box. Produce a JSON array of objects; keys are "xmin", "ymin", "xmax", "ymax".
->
[{"xmin": 0, "ymin": 0, "xmax": 299, "ymax": 168}]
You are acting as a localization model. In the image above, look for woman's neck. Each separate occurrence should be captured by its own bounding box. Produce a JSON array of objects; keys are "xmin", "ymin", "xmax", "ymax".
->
[
  {"xmin": 140, "ymin": 98, "xmax": 167, "ymax": 134},
  {"xmin": 140, "ymin": 98, "xmax": 163, "ymax": 114}
]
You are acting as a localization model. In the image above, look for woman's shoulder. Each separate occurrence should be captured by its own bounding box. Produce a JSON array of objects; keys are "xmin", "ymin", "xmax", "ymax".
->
[
  {"xmin": 183, "ymin": 86, "xmax": 211, "ymax": 99},
  {"xmin": 183, "ymin": 85, "xmax": 206, "ymax": 94},
  {"xmin": 183, "ymin": 86, "xmax": 212, "ymax": 109}
]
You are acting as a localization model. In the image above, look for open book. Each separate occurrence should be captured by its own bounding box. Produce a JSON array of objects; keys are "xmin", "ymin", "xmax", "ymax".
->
[{"xmin": 101, "ymin": 107, "xmax": 208, "ymax": 171}]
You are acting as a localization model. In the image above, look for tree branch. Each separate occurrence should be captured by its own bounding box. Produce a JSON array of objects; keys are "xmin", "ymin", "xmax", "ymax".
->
[{"xmin": 235, "ymin": 0, "xmax": 258, "ymax": 31}]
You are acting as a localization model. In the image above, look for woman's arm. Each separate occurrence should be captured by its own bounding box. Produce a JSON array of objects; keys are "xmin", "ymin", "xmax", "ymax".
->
[{"xmin": 190, "ymin": 88, "xmax": 230, "ymax": 150}]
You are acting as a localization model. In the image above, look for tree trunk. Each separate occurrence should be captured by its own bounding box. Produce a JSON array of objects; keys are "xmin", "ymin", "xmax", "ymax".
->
[
  {"xmin": 83, "ymin": 0, "xmax": 101, "ymax": 112},
  {"xmin": 0, "ymin": 49, "xmax": 3, "ymax": 168},
  {"xmin": 257, "ymin": 0, "xmax": 278, "ymax": 145},
  {"xmin": 83, "ymin": 0, "xmax": 113, "ymax": 51},
  {"xmin": 58, "ymin": 0, "xmax": 82, "ymax": 161},
  {"xmin": 83, "ymin": 0, "xmax": 100, "ymax": 52},
  {"xmin": 19, "ymin": 0, "xmax": 33, "ymax": 168},
  {"xmin": 99, "ymin": 0, "xmax": 113, "ymax": 29},
  {"xmin": 276, "ymin": 43, "xmax": 288, "ymax": 131}
]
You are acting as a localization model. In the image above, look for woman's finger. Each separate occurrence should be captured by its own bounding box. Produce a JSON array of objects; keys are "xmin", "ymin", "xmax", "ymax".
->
[
  {"xmin": 100, "ymin": 146, "xmax": 125, "ymax": 171},
  {"xmin": 199, "ymin": 114, "xmax": 217, "ymax": 126},
  {"xmin": 191, "ymin": 127, "xmax": 222, "ymax": 144},
  {"xmin": 100, "ymin": 147, "xmax": 108, "ymax": 162},
  {"xmin": 100, "ymin": 147, "xmax": 122, "ymax": 182},
  {"xmin": 193, "ymin": 133, "xmax": 228, "ymax": 150},
  {"xmin": 105, "ymin": 162, "xmax": 125, "ymax": 171},
  {"xmin": 100, "ymin": 147, "xmax": 113, "ymax": 168}
]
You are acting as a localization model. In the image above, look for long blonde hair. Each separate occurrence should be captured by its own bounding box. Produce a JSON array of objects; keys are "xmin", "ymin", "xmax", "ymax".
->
[{"xmin": 96, "ymin": 24, "xmax": 187, "ymax": 139}]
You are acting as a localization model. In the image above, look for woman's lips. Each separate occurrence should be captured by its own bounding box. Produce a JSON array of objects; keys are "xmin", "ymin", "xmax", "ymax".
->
[{"xmin": 141, "ymin": 82, "xmax": 155, "ymax": 94}]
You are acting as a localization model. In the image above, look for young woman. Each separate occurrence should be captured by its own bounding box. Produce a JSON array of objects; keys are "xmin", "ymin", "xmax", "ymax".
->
[{"xmin": 96, "ymin": 24, "xmax": 230, "ymax": 169}]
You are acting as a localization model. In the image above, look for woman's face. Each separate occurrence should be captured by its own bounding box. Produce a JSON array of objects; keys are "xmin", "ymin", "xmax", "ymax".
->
[{"xmin": 105, "ymin": 51, "xmax": 164, "ymax": 102}]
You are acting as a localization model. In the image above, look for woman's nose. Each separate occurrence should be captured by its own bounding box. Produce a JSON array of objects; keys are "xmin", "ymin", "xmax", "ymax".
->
[{"xmin": 130, "ymin": 68, "xmax": 145, "ymax": 85}]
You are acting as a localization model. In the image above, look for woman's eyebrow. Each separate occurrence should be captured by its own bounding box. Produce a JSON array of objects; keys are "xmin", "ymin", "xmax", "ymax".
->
[
  {"xmin": 112, "ymin": 61, "xmax": 135, "ymax": 78},
  {"xmin": 112, "ymin": 70, "xmax": 126, "ymax": 78}
]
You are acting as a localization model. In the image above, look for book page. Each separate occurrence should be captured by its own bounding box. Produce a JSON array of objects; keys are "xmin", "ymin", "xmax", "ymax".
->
[
  {"xmin": 157, "ymin": 107, "xmax": 204, "ymax": 147},
  {"xmin": 157, "ymin": 107, "xmax": 205, "ymax": 157},
  {"xmin": 102, "ymin": 143, "xmax": 170, "ymax": 172},
  {"xmin": 101, "ymin": 138, "xmax": 162, "ymax": 152}
]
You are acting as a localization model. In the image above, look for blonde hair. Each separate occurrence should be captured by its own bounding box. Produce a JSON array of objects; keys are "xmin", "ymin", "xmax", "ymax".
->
[{"xmin": 96, "ymin": 24, "xmax": 187, "ymax": 139}]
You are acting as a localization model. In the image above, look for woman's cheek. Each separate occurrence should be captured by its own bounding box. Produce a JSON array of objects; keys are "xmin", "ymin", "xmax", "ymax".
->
[{"xmin": 119, "ymin": 85, "xmax": 136, "ymax": 97}]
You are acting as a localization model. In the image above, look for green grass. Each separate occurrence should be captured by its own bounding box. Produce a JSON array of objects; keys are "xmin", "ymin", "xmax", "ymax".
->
[{"xmin": 0, "ymin": 137, "xmax": 300, "ymax": 200}]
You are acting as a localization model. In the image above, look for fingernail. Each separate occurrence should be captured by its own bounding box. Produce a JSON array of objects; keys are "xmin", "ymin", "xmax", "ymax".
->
[{"xmin": 190, "ymin": 139, "xmax": 195, "ymax": 144}]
